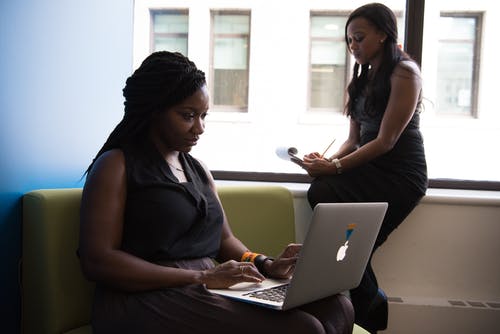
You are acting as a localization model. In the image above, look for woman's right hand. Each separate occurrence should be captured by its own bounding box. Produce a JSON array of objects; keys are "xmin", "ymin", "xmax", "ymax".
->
[
  {"xmin": 201, "ymin": 260, "xmax": 265, "ymax": 289},
  {"xmin": 303, "ymin": 152, "xmax": 323, "ymax": 160},
  {"xmin": 300, "ymin": 153, "xmax": 336, "ymax": 177},
  {"xmin": 265, "ymin": 243, "xmax": 302, "ymax": 279}
]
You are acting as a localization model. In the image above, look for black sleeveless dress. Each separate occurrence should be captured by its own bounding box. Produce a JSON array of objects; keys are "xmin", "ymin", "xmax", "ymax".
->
[
  {"xmin": 308, "ymin": 95, "xmax": 427, "ymax": 247},
  {"xmin": 307, "ymin": 94, "xmax": 428, "ymax": 327},
  {"xmin": 91, "ymin": 138, "xmax": 353, "ymax": 334}
]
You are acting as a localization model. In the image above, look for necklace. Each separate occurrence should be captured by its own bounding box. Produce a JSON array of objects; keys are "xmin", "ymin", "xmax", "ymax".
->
[{"xmin": 167, "ymin": 161, "xmax": 184, "ymax": 172}]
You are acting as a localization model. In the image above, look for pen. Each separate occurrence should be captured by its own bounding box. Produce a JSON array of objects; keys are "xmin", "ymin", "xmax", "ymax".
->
[{"xmin": 320, "ymin": 138, "xmax": 336, "ymax": 159}]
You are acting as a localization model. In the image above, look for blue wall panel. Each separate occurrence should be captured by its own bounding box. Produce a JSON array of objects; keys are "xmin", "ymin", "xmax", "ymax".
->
[{"xmin": 0, "ymin": 1, "xmax": 133, "ymax": 332}]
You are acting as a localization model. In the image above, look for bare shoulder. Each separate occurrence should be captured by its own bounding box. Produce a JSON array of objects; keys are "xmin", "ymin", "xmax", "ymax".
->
[
  {"xmin": 85, "ymin": 149, "xmax": 126, "ymax": 187},
  {"xmin": 81, "ymin": 148, "xmax": 127, "ymax": 219},
  {"xmin": 394, "ymin": 60, "xmax": 421, "ymax": 78},
  {"xmin": 90, "ymin": 149, "xmax": 125, "ymax": 174},
  {"xmin": 195, "ymin": 157, "xmax": 213, "ymax": 179},
  {"xmin": 194, "ymin": 157, "xmax": 218, "ymax": 189}
]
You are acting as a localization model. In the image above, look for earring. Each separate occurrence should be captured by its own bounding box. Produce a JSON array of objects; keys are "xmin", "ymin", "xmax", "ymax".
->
[{"xmin": 380, "ymin": 39, "xmax": 385, "ymax": 43}]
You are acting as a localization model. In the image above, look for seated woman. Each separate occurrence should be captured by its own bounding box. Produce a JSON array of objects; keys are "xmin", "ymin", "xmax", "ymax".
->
[
  {"xmin": 301, "ymin": 3, "xmax": 428, "ymax": 334},
  {"xmin": 78, "ymin": 51, "xmax": 354, "ymax": 334}
]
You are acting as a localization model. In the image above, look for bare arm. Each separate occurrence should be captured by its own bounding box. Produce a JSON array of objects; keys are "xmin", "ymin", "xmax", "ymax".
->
[
  {"xmin": 198, "ymin": 160, "xmax": 300, "ymax": 280},
  {"xmin": 303, "ymin": 61, "xmax": 421, "ymax": 175},
  {"xmin": 79, "ymin": 149, "xmax": 205, "ymax": 291},
  {"xmin": 341, "ymin": 61, "xmax": 422, "ymax": 168}
]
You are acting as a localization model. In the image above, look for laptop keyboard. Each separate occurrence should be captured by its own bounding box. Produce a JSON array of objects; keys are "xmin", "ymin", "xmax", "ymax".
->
[{"xmin": 243, "ymin": 284, "xmax": 289, "ymax": 302}]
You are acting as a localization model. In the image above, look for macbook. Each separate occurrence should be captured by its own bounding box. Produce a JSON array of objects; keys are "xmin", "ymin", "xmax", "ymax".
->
[{"xmin": 208, "ymin": 202, "xmax": 388, "ymax": 310}]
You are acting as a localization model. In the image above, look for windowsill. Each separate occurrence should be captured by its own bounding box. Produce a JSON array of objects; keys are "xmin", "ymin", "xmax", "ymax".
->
[
  {"xmin": 421, "ymin": 188, "xmax": 500, "ymax": 205},
  {"xmin": 214, "ymin": 179, "xmax": 500, "ymax": 205}
]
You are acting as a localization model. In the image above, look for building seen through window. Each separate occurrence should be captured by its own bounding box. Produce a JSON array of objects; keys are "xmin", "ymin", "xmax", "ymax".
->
[
  {"xmin": 436, "ymin": 14, "xmax": 481, "ymax": 116},
  {"xmin": 210, "ymin": 11, "xmax": 250, "ymax": 111},
  {"xmin": 134, "ymin": 0, "xmax": 500, "ymax": 184},
  {"xmin": 309, "ymin": 14, "xmax": 348, "ymax": 111},
  {"xmin": 151, "ymin": 10, "xmax": 188, "ymax": 55}
]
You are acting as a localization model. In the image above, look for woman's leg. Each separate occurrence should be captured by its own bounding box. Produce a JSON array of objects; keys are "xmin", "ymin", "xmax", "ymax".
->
[
  {"xmin": 351, "ymin": 196, "xmax": 420, "ymax": 332},
  {"xmin": 299, "ymin": 293, "xmax": 355, "ymax": 334},
  {"xmin": 307, "ymin": 169, "xmax": 423, "ymax": 333},
  {"xmin": 93, "ymin": 284, "xmax": 354, "ymax": 334}
]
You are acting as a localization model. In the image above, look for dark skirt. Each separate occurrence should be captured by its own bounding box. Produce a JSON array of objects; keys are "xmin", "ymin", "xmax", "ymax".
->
[
  {"xmin": 308, "ymin": 126, "xmax": 427, "ymax": 249},
  {"xmin": 307, "ymin": 159, "xmax": 426, "ymax": 249},
  {"xmin": 91, "ymin": 258, "xmax": 354, "ymax": 334},
  {"xmin": 307, "ymin": 144, "xmax": 427, "ymax": 327}
]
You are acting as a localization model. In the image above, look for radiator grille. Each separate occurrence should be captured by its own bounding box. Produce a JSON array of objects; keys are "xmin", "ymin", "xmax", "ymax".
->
[{"xmin": 387, "ymin": 296, "xmax": 500, "ymax": 310}]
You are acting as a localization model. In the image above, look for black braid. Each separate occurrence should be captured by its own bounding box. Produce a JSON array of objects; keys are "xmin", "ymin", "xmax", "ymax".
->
[{"xmin": 84, "ymin": 51, "xmax": 206, "ymax": 175}]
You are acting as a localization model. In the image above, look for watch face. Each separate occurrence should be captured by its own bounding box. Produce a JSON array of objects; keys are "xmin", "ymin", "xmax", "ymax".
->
[{"xmin": 332, "ymin": 159, "xmax": 342, "ymax": 174}]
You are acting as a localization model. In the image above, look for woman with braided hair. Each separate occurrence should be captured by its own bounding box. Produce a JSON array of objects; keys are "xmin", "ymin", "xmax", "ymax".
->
[
  {"xmin": 78, "ymin": 51, "xmax": 354, "ymax": 334},
  {"xmin": 301, "ymin": 3, "xmax": 428, "ymax": 334}
]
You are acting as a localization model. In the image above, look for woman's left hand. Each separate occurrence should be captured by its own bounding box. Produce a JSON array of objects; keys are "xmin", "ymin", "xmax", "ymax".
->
[{"xmin": 265, "ymin": 243, "xmax": 302, "ymax": 279}]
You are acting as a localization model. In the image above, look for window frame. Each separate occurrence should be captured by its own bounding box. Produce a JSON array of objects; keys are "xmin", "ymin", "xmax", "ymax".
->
[
  {"xmin": 149, "ymin": 9, "xmax": 189, "ymax": 54},
  {"xmin": 138, "ymin": 1, "xmax": 499, "ymax": 191},
  {"xmin": 209, "ymin": 0, "xmax": 500, "ymax": 191},
  {"xmin": 209, "ymin": 9, "xmax": 251, "ymax": 112},
  {"xmin": 437, "ymin": 11, "xmax": 482, "ymax": 118},
  {"xmin": 307, "ymin": 11, "xmax": 351, "ymax": 113}
]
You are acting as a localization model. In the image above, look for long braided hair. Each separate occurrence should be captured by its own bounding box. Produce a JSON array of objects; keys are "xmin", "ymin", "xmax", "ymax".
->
[
  {"xmin": 344, "ymin": 3, "xmax": 415, "ymax": 117},
  {"xmin": 85, "ymin": 51, "xmax": 206, "ymax": 175}
]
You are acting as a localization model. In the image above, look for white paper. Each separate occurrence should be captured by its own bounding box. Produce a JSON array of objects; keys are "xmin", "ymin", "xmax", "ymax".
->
[{"xmin": 275, "ymin": 146, "xmax": 302, "ymax": 162}]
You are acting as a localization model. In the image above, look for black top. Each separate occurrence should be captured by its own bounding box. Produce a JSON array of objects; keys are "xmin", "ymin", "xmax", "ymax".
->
[
  {"xmin": 351, "ymin": 95, "xmax": 428, "ymax": 196},
  {"xmin": 120, "ymin": 138, "xmax": 224, "ymax": 262}
]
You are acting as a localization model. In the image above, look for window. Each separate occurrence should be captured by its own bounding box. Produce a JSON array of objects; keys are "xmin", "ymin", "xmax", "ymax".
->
[
  {"xmin": 436, "ymin": 13, "xmax": 481, "ymax": 116},
  {"xmin": 420, "ymin": 5, "xmax": 498, "ymax": 183},
  {"xmin": 150, "ymin": 10, "xmax": 188, "ymax": 55},
  {"xmin": 309, "ymin": 14, "xmax": 348, "ymax": 111},
  {"xmin": 308, "ymin": 11, "xmax": 403, "ymax": 113},
  {"xmin": 210, "ymin": 11, "xmax": 250, "ymax": 111},
  {"xmin": 134, "ymin": 1, "xmax": 500, "ymax": 187}
]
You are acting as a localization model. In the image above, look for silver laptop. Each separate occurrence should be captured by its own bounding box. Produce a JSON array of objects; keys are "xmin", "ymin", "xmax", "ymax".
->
[{"xmin": 208, "ymin": 202, "xmax": 388, "ymax": 310}]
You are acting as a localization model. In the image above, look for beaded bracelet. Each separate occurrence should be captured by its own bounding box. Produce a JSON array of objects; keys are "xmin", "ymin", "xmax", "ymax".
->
[
  {"xmin": 241, "ymin": 251, "xmax": 274, "ymax": 276},
  {"xmin": 241, "ymin": 251, "xmax": 261, "ymax": 262}
]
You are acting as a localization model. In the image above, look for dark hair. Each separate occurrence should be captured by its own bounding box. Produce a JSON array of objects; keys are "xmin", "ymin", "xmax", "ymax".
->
[
  {"xmin": 344, "ymin": 3, "xmax": 414, "ymax": 116},
  {"xmin": 85, "ymin": 51, "xmax": 206, "ymax": 175}
]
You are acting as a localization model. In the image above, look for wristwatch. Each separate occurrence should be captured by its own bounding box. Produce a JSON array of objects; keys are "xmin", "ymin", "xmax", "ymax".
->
[{"xmin": 331, "ymin": 158, "xmax": 342, "ymax": 174}]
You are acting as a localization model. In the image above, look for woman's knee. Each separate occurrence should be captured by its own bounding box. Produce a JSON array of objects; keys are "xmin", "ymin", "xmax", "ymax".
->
[
  {"xmin": 280, "ymin": 311, "xmax": 326, "ymax": 334},
  {"xmin": 307, "ymin": 179, "xmax": 333, "ymax": 208},
  {"xmin": 299, "ymin": 294, "xmax": 354, "ymax": 334}
]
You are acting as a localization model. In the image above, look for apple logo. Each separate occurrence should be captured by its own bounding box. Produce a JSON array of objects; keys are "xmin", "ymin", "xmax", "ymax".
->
[
  {"xmin": 336, "ymin": 240, "xmax": 349, "ymax": 261},
  {"xmin": 337, "ymin": 223, "xmax": 356, "ymax": 261}
]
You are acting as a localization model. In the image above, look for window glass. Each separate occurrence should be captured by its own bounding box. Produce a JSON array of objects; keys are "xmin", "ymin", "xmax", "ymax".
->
[
  {"xmin": 420, "ymin": 3, "xmax": 499, "ymax": 182},
  {"xmin": 151, "ymin": 11, "xmax": 188, "ymax": 55},
  {"xmin": 153, "ymin": 12, "xmax": 188, "ymax": 34},
  {"xmin": 134, "ymin": 1, "xmax": 500, "ymax": 184},
  {"xmin": 211, "ymin": 12, "xmax": 250, "ymax": 109},
  {"xmin": 310, "ymin": 15, "xmax": 347, "ymax": 110},
  {"xmin": 436, "ymin": 16, "xmax": 477, "ymax": 115}
]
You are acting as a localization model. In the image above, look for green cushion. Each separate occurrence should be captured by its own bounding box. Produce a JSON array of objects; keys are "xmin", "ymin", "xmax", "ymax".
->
[
  {"xmin": 353, "ymin": 324, "xmax": 370, "ymax": 334},
  {"xmin": 23, "ymin": 186, "xmax": 366, "ymax": 334},
  {"xmin": 22, "ymin": 188, "xmax": 93, "ymax": 334},
  {"xmin": 217, "ymin": 186, "xmax": 295, "ymax": 257}
]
